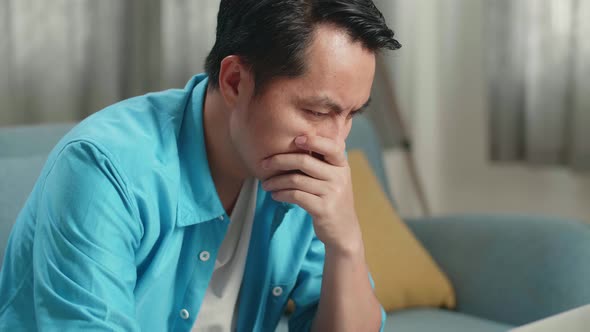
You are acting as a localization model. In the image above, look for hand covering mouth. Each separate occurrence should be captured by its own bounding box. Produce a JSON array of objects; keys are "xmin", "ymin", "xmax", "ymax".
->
[{"xmin": 281, "ymin": 151, "xmax": 324, "ymax": 176}]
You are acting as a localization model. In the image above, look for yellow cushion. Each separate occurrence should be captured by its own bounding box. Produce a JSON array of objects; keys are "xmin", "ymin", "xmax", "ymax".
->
[{"xmin": 348, "ymin": 150, "xmax": 456, "ymax": 311}]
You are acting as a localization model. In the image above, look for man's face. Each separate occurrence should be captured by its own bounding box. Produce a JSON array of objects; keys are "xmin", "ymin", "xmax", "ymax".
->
[{"xmin": 229, "ymin": 24, "xmax": 376, "ymax": 181}]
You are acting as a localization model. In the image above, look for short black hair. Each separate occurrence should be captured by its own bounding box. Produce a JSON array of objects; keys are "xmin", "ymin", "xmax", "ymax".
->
[{"xmin": 204, "ymin": 0, "xmax": 401, "ymax": 94}]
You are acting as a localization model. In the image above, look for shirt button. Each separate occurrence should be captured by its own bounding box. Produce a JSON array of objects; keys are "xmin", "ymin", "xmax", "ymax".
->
[
  {"xmin": 180, "ymin": 309, "xmax": 190, "ymax": 320},
  {"xmin": 218, "ymin": 215, "xmax": 224, "ymax": 221},
  {"xmin": 199, "ymin": 251, "xmax": 211, "ymax": 262},
  {"xmin": 272, "ymin": 286, "xmax": 283, "ymax": 297}
]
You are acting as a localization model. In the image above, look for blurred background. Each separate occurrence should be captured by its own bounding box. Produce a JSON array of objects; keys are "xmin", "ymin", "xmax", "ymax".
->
[{"xmin": 1, "ymin": 0, "xmax": 589, "ymax": 223}]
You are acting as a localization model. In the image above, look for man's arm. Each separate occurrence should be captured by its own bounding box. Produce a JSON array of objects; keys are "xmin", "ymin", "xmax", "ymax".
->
[
  {"xmin": 32, "ymin": 141, "xmax": 142, "ymax": 330},
  {"xmin": 311, "ymin": 234, "xmax": 382, "ymax": 331},
  {"xmin": 262, "ymin": 134, "xmax": 384, "ymax": 331}
]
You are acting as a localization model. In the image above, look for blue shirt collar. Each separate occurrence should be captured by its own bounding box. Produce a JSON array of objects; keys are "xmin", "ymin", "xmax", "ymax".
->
[{"xmin": 177, "ymin": 74, "xmax": 227, "ymax": 226}]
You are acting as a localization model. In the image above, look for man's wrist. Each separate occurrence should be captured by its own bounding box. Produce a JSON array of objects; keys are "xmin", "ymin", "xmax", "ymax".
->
[{"xmin": 324, "ymin": 229, "xmax": 365, "ymax": 260}]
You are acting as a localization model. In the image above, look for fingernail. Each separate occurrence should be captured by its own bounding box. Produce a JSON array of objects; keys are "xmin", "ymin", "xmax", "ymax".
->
[{"xmin": 295, "ymin": 136, "xmax": 307, "ymax": 145}]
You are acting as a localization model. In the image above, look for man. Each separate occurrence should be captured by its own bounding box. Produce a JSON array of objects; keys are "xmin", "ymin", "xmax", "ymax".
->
[{"xmin": 0, "ymin": 0, "xmax": 400, "ymax": 331}]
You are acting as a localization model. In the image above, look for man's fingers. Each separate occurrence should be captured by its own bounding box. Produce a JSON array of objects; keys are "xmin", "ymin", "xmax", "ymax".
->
[
  {"xmin": 270, "ymin": 189, "xmax": 321, "ymax": 214},
  {"xmin": 262, "ymin": 172, "xmax": 328, "ymax": 196},
  {"xmin": 294, "ymin": 135, "xmax": 346, "ymax": 166},
  {"xmin": 262, "ymin": 153, "xmax": 331, "ymax": 180}
]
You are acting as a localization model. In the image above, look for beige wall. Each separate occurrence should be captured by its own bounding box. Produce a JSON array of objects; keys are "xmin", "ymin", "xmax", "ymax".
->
[{"xmin": 382, "ymin": 0, "xmax": 590, "ymax": 223}]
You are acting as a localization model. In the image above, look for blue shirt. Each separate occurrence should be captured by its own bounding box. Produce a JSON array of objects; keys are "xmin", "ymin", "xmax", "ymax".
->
[{"xmin": 0, "ymin": 74, "xmax": 386, "ymax": 331}]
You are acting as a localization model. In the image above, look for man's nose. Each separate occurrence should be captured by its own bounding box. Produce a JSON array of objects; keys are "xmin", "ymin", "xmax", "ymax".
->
[{"xmin": 318, "ymin": 116, "xmax": 350, "ymax": 146}]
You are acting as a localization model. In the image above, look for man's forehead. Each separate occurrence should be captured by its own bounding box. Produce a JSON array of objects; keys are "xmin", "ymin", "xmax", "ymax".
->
[{"xmin": 293, "ymin": 93, "xmax": 371, "ymax": 113}]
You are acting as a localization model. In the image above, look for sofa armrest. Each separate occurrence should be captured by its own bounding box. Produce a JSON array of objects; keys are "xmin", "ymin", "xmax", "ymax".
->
[{"xmin": 405, "ymin": 214, "xmax": 590, "ymax": 326}]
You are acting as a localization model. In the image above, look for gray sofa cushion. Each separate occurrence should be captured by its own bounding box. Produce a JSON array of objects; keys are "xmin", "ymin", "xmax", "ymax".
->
[
  {"xmin": 276, "ymin": 309, "xmax": 514, "ymax": 332},
  {"xmin": 382, "ymin": 309, "xmax": 513, "ymax": 332}
]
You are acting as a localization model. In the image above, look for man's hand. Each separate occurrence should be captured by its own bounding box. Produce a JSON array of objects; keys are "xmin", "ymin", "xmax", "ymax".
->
[
  {"xmin": 261, "ymin": 135, "xmax": 363, "ymax": 254},
  {"xmin": 261, "ymin": 135, "xmax": 382, "ymax": 331},
  {"xmin": 261, "ymin": 135, "xmax": 383, "ymax": 331}
]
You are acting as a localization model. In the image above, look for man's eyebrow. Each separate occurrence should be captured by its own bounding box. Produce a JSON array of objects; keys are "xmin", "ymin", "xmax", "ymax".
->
[{"xmin": 298, "ymin": 95, "xmax": 372, "ymax": 114}]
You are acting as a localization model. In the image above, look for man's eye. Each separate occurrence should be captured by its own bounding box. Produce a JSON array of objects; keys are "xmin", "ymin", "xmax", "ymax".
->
[{"xmin": 305, "ymin": 109, "xmax": 328, "ymax": 118}]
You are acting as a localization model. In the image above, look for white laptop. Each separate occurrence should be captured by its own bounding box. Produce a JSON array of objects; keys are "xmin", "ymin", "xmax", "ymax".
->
[{"xmin": 509, "ymin": 304, "xmax": 590, "ymax": 332}]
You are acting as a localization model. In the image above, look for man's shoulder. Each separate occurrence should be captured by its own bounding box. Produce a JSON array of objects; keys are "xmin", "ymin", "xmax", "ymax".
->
[
  {"xmin": 66, "ymin": 74, "xmax": 207, "ymax": 166},
  {"xmin": 80, "ymin": 87, "xmax": 190, "ymax": 146},
  {"xmin": 48, "ymin": 85, "xmax": 197, "ymax": 185}
]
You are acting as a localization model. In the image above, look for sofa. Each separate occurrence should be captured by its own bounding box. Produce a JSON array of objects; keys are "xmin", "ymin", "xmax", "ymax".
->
[{"xmin": 2, "ymin": 116, "xmax": 590, "ymax": 332}]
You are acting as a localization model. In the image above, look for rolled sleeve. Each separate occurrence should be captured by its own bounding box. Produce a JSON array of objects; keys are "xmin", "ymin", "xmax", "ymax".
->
[
  {"xmin": 369, "ymin": 272, "xmax": 388, "ymax": 332},
  {"xmin": 32, "ymin": 141, "xmax": 142, "ymax": 331}
]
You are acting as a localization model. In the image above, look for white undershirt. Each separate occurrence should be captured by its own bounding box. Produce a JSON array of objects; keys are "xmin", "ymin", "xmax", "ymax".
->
[{"xmin": 191, "ymin": 177, "xmax": 258, "ymax": 332}]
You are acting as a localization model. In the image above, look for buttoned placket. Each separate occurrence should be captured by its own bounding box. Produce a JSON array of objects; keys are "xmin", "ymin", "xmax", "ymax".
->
[
  {"xmin": 268, "ymin": 204, "xmax": 292, "ymax": 299},
  {"xmin": 173, "ymin": 214, "xmax": 229, "ymax": 330}
]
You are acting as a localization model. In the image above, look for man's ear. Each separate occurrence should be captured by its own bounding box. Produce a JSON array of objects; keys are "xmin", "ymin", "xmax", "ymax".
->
[{"xmin": 218, "ymin": 55, "xmax": 251, "ymax": 110}]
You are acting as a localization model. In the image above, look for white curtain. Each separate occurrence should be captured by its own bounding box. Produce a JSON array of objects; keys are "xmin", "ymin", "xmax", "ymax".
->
[
  {"xmin": 0, "ymin": 0, "xmax": 220, "ymax": 126},
  {"xmin": 487, "ymin": 0, "xmax": 590, "ymax": 171}
]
